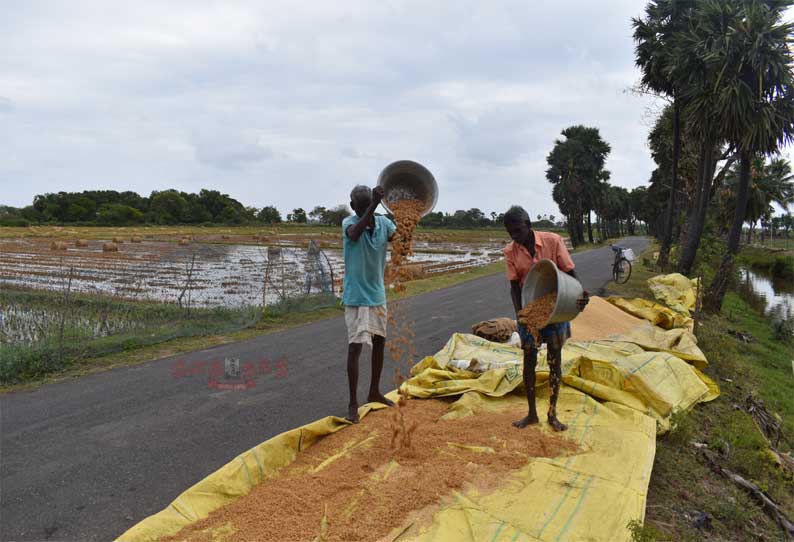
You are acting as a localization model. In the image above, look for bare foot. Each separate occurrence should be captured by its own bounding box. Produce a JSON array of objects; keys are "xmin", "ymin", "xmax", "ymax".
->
[
  {"xmin": 346, "ymin": 403, "xmax": 360, "ymax": 423},
  {"xmin": 548, "ymin": 416, "xmax": 568, "ymax": 432},
  {"xmin": 366, "ymin": 392, "xmax": 395, "ymax": 407},
  {"xmin": 512, "ymin": 414, "xmax": 540, "ymax": 428}
]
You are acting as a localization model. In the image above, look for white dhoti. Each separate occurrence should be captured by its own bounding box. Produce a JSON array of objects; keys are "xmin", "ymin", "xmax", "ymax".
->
[{"xmin": 344, "ymin": 305, "xmax": 387, "ymax": 346}]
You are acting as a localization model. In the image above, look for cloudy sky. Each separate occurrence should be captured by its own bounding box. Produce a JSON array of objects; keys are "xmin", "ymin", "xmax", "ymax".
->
[{"xmin": 1, "ymin": 1, "xmax": 692, "ymax": 216}]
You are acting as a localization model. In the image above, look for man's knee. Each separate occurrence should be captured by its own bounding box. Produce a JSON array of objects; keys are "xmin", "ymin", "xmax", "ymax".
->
[
  {"xmin": 372, "ymin": 334, "xmax": 385, "ymax": 346},
  {"xmin": 348, "ymin": 342, "xmax": 363, "ymax": 355}
]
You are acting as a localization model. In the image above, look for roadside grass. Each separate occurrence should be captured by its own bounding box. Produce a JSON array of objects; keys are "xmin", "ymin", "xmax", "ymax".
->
[
  {"xmin": 0, "ymin": 304, "xmax": 345, "ymax": 394},
  {"xmin": 0, "ymin": 287, "xmax": 264, "ymax": 382},
  {"xmin": 748, "ymin": 236, "xmax": 794, "ymax": 251},
  {"xmin": 609, "ymin": 246, "xmax": 794, "ymax": 542}
]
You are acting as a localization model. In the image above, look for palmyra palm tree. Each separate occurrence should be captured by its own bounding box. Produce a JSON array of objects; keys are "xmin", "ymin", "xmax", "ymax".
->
[
  {"xmin": 633, "ymin": 0, "xmax": 695, "ymax": 268},
  {"xmin": 701, "ymin": 0, "xmax": 794, "ymax": 312}
]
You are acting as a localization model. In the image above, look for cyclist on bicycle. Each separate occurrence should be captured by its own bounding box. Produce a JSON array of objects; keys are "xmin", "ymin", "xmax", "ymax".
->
[{"xmin": 502, "ymin": 206, "xmax": 589, "ymax": 432}]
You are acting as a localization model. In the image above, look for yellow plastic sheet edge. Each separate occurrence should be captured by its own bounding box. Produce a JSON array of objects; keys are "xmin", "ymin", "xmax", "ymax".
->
[{"xmin": 116, "ymin": 401, "xmax": 392, "ymax": 542}]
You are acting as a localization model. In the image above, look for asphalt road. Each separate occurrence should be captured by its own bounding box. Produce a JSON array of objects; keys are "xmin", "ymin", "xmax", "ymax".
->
[{"xmin": 0, "ymin": 236, "xmax": 648, "ymax": 542}]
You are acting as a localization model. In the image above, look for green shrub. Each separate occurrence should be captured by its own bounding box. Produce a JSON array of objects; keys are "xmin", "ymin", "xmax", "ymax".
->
[
  {"xmin": 627, "ymin": 519, "xmax": 665, "ymax": 542},
  {"xmin": 0, "ymin": 217, "xmax": 30, "ymax": 227}
]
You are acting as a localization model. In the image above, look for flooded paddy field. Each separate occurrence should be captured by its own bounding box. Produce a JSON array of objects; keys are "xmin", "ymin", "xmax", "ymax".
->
[
  {"xmin": 0, "ymin": 232, "xmax": 506, "ymax": 308},
  {"xmin": 0, "ymin": 227, "xmax": 507, "ymax": 382}
]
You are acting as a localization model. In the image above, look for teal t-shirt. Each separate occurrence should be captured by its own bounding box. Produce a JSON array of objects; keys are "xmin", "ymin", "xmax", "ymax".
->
[{"xmin": 341, "ymin": 214, "xmax": 397, "ymax": 306}]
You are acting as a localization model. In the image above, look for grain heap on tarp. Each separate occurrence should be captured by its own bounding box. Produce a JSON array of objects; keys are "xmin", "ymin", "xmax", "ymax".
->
[
  {"xmin": 569, "ymin": 296, "xmax": 644, "ymax": 341},
  {"xmin": 161, "ymin": 399, "xmax": 577, "ymax": 542}
]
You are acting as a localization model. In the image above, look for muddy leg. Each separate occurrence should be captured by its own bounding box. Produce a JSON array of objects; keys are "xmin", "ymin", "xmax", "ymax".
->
[
  {"xmin": 547, "ymin": 345, "xmax": 567, "ymax": 432},
  {"xmin": 513, "ymin": 344, "xmax": 539, "ymax": 428},
  {"xmin": 347, "ymin": 343, "xmax": 362, "ymax": 423}
]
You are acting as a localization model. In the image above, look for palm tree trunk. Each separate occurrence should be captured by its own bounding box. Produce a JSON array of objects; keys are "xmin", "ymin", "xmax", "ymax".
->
[
  {"xmin": 658, "ymin": 99, "xmax": 681, "ymax": 269},
  {"xmin": 705, "ymin": 151, "xmax": 752, "ymax": 313},
  {"xmin": 576, "ymin": 212, "xmax": 585, "ymax": 245},
  {"xmin": 586, "ymin": 210, "xmax": 594, "ymax": 244},
  {"xmin": 678, "ymin": 136, "xmax": 716, "ymax": 275},
  {"xmin": 567, "ymin": 213, "xmax": 576, "ymax": 248}
]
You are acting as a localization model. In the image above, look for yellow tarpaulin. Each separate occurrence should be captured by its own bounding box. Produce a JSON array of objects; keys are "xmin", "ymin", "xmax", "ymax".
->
[
  {"xmin": 605, "ymin": 323, "xmax": 708, "ymax": 370},
  {"xmin": 647, "ymin": 273, "xmax": 699, "ymax": 316},
  {"xmin": 404, "ymin": 332, "xmax": 716, "ymax": 433},
  {"xmin": 606, "ymin": 297, "xmax": 694, "ymax": 331},
  {"xmin": 118, "ymin": 293, "xmax": 719, "ymax": 542}
]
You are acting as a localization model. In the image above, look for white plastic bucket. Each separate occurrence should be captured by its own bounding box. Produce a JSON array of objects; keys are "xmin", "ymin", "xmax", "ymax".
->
[{"xmin": 521, "ymin": 259, "xmax": 584, "ymax": 324}]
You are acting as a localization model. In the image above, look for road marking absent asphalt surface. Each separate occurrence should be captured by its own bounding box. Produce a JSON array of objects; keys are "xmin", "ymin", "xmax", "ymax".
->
[{"xmin": 0, "ymin": 236, "xmax": 649, "ymax": 542}]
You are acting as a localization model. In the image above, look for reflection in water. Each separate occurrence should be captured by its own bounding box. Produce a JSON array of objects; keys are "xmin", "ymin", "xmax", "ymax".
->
[{"xmin": 737, "ymin": 267, "xmax": 793, "ymax": 326}]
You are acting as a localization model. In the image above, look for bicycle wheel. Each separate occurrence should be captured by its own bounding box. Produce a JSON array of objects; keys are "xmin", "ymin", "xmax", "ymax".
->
[{"xmin": 614, "ymin": 258, "xmax": 632, "ymax": 284}]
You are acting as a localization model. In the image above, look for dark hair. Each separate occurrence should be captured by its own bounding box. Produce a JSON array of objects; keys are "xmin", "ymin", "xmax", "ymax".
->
[
  {"xmin": 503, "ymin": 205, "xmax": 532, "ymax": 227},
  {"xmin": 350, "ymin": 185, "xmax": 371, "ymax": 208}
]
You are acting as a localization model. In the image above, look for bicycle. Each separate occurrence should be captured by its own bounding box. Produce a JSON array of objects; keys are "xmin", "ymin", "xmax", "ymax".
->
[{"xmin": 611, "ymin": 245, "xmax": 632, "ymax": 284}]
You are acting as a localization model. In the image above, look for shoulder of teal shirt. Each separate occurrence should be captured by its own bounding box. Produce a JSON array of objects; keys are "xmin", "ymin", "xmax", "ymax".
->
[
  {"xmin": 378, "ymin": 215, "xmax": 397, "ymax": 236},
  {"xmin": 342, "ymin": 214, "xmax": 360, "ymax": 242}
]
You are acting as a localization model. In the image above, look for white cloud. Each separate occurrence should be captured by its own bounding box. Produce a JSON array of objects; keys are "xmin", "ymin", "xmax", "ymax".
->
[{"xmin": 0, "ymin": 0, "xmax": 669, "ymax": 218}]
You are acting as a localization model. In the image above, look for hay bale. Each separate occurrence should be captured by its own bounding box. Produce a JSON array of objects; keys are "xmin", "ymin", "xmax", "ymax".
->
[
  {"xmin": 112, "ymin": 237, "xmax": 124, "ymax": 244},
  {"xmin": 102, "ymin": 242, "xmax": 119, "ymax": 252},
  {"xmin": 178, "ymin": 238, "xmax": 190, "ymax": 246},
  {"xmin": 131, "ymin": 236, "xmax": 142, "ymax": 243},
  {"xmin": 50, "ymin": 241, "xmax": 68, "ymax": 251},
  {"xmin": 75, "ymin": 239, "xmax": 89, "ymax": 248}
]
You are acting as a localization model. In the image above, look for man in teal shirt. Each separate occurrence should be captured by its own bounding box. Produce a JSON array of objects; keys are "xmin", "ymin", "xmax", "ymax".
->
[{"xmin": 342, "ymin": 185, "xmax": 397, "ymax": 422}]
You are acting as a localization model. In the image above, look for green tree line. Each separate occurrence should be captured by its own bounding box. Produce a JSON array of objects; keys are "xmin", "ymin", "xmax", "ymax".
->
[
  {"xmin": 545, "ymin": 125, "xmax": 652, "ymax": 246},
  {"xmin": 0, "ymin": 189, "xmax": 289, "ymax": 226},
  {"xmin": 0, "ymin": 190, "xmax": 566, "ymax": 230}
]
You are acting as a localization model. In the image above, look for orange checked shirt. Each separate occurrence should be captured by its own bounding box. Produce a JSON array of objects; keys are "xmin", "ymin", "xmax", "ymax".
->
[{"xmin": 503, "ymin": 231, "xmax": 575, "ymax": 287}]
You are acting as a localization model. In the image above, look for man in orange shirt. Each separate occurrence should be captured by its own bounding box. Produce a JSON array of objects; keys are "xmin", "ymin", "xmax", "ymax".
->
[{"xmin": 502, "ymin": 206, "xmax": 588, "ymax": 431}]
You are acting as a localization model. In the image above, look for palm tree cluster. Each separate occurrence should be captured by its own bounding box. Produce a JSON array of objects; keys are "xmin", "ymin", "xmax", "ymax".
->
[
  {"xmin": 546, "ymin": 126, "xmax": 646, "ymax": 247},
  {"xmin": 633, "ymin": 0, "xmax": 794, "ymax": 312}
]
